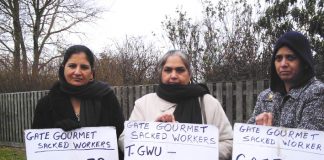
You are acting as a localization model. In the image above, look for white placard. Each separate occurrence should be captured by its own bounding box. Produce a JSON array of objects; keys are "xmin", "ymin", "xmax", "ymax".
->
[
  {"xmin": 233, "ymin": 123, "xmax": 324, "ymax": 160},
  {"xmin": 24, "ymin": 127, "xmax": 118, "ymax": 160},
  {"xmin": 124, "ymin": 121, "xmax": 218, "ymax": 160}
]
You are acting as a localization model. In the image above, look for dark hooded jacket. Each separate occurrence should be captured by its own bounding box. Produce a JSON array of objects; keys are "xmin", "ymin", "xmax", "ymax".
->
[{"xmin": 247, "ymin": 31, "xmax": 324, "ymax": 131}]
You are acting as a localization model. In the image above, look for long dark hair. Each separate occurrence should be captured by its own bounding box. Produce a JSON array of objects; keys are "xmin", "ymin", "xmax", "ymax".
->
[{"xmin": 59, "ymin": 45, "xmax": 96, "ymax": 82}]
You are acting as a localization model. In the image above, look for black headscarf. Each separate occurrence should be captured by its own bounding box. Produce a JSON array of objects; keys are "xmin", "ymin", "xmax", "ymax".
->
[
  {"xmin": 56, "ymin": 45, "xmax": 112, "ymax": 126},
  {"xmin": 156, "ymin": 83, "xmax": 209, "ymax": 124}
]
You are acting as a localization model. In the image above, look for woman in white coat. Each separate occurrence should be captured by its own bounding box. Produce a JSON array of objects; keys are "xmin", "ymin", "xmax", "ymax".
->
[{"xmin": 119, "ymin": 50, "xmax": 233, "ymax": 160}]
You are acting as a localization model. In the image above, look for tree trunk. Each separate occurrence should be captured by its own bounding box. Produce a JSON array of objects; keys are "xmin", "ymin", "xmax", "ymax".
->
[{"xmin": 12, "ymin": 0, "xmax": 21, "ymax": 76}]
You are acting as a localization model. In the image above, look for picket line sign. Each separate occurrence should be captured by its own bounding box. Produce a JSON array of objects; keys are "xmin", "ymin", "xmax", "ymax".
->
[
  {"xmin": 123, "ymin": 121, "xmax": 219, "ymax": 160},
  {"xmin": 24, "ymin": 127, "xmax": 119, "ymax": 160},
  {"xmin": 233, "ymin": 123, "xmax": 324, "ymax": 160}
]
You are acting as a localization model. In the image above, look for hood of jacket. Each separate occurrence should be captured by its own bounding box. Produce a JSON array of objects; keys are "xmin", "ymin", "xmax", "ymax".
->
[{"xmin": 270, "ymin": 31, "xmax": 315, "ymax": 93}]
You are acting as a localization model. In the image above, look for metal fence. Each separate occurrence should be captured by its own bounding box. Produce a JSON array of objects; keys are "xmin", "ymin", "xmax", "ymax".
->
[{"xmin": 0, "ymin": 80, "xmax": 269, "ymax": 147}]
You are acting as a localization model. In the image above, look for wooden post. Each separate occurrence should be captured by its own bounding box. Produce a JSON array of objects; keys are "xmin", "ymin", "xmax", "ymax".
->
[
  {"xmin": 235, "ymin": 81, "xmax": 243, "ymax": 123},
  {"xmin": 216, "ymin": 82, "xmax": 223, "ymax": 104},
  {"xmin": 225, "ymin": 82, "xmax": 233, "ymax": 124},
  {"xmin": 0, "ymin": 94, "xmax": 3, "ymax": 142},
  {"xmin": 128, "ymin": 86, "xmax": 134, "ymax": 117},
  {"xmin": 122, "ymin": 86, "xmax": 128, "ymax": 119},
  {"xmin": 246, "ymin": 80, "xmax": 254, "ymax": 120}
]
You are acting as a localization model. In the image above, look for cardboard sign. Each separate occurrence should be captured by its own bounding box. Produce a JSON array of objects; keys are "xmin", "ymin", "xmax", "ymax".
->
[
  {"xmin": 233, "ymin": 123, "xmax": 324, "ymax": 160},
  {"xmin": 123, "ymin": 121, "xmax": 218, "ymax": 160},
  {"xmin": 24, "ymin": 127, "xmax": 118, "ymax": 160}
]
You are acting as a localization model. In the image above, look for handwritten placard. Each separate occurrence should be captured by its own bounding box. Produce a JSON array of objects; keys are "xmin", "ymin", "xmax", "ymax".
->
[
  {"xmin": 24, "ymin": 127, "xmax": 118, "ymax": 160},
  {"xmin": 233, "ymin": 123, "xmax": 324, "ymax": 160},
  {"xmin": 123, "ymin": 121, "xmax": 218, "ymax": 160}
]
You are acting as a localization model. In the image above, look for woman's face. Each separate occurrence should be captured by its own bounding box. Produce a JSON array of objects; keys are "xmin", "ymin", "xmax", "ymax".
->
[
  {"xmin": 64, "ymin": 52, "xmax": 93, "ymax": 86},
  {"xmin": 275, "ymin": 46, "xmax": 301, "ymax": 84},
  {"xmin": 161, "ymin": 55, "xmax": 191, "ymax": 85}
]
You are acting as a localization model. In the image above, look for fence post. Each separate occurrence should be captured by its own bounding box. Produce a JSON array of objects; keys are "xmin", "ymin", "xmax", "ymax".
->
[
  {"xmin": 206, "ymin": 83, "xmax": 213, "ymax": 95},
  {"xmin": 246, "ymin": 80, "xmax": 254, "ymax": 119},
  {"xmin": 225, "ymin": 82, "xmax": 233, "ymax": 124},
  {"xmin": 216, "ymin": 82, "xmax": 223, "ymax": 104},
  {"xmin": 122, "ymin": 86, "xmax": 129, "ymax": 119},
  {"xmin": 235, "ymin": 81, "xmax": 243, "ymax": 123},
  {"xmin": 128, "ymin": 86, "xmax": 134, "ymax": 117},
  {"xmin": 256, "ymin": 80, "xmax": 265, "ymax": 95},
  {"xmin": 135, "ymin": 86, "xmax": 141, "ymax": 102},
  {"xmin": 0, "ymin": 94, "xmax": 3, "ymax": 142}
]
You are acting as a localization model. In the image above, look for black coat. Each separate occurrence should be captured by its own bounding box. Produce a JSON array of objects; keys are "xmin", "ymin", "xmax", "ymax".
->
[{"xmin": 32, "ymin": 84, "xmax": 125, "ymax": 159}]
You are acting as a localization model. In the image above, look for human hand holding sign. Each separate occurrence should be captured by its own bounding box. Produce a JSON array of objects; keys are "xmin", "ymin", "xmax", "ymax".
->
[
  {"xmin": 155, "ymin": 114, "xmax": 175, "ymax": 122},
  {"xmin": 255, "ymin": 112, "xmax": 273, "ymax": 126}
]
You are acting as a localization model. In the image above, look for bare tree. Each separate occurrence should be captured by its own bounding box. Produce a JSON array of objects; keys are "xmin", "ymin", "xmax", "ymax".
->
[
  {"xmin": 162, "ymin": 0, "xmax": 266, "ymax": 82},
  {"xmin": 0, "ymin": 0, "xmax": 25, "ymax": 77},
  {"xmin": 97, "ymin": 36, "xmax": 160, "ymax": 86},
  {"xmin": 0, "ymin": 0, "xmax": 102, "ymax": 90}
]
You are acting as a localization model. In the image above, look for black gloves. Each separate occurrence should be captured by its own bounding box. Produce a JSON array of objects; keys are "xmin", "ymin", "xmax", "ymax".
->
[{"xmin": 55, "ymin": 119, "xmax": 80, "ymax": 131}]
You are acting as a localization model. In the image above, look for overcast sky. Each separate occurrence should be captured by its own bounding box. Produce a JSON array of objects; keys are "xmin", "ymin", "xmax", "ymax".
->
[{"xmin": 67, "ymin": 0, "xmax": 204, "ymax": 53}]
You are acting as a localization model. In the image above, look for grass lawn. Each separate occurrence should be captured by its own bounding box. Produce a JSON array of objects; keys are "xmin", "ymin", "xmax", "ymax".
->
[{"xmin": 0, "ymin": 146, "xmax": 26, "ymax": 160}]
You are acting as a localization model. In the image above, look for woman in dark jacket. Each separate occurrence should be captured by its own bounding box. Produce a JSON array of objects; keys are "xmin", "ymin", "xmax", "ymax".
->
[
  {"xmin": 32, "ymin": 45, "xmax": 124, "ymax": 159},
  {"xmin": 247, "ymin": 31, "xmax": 324, "ymax": 131}
]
